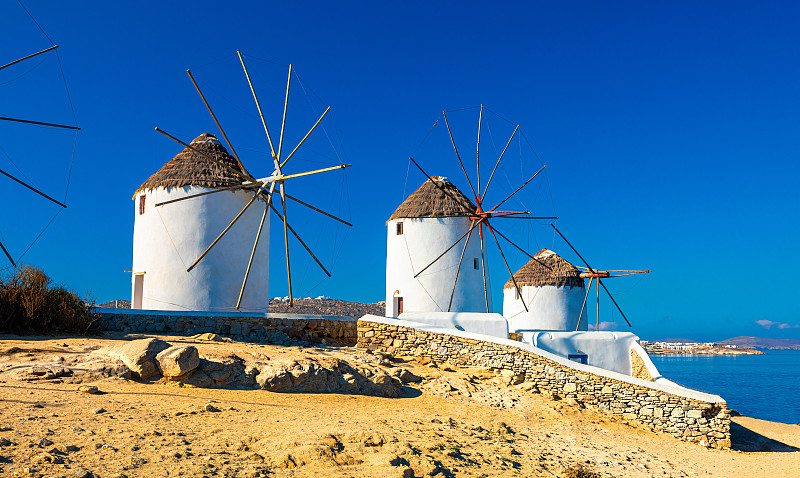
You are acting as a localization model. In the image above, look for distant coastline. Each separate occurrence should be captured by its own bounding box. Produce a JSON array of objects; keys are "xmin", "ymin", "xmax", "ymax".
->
[
  {"xmin": 643, "ymin": 335, "xmax": 800, "ymax": 356},
  {"xmin": 644, "ymin": 344, "xmax": 764, "ymax": 356}
]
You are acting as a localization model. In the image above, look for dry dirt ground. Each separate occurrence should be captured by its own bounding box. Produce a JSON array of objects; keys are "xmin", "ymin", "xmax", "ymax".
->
[{"xmin": 0, "ymin": 334, "xmax": 798, "ymax": 478}]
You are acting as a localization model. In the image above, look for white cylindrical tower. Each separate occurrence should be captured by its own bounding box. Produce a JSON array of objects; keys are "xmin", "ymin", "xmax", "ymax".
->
[
  {"xmin": 503, "ymin": 249, "xmax": 587, "ymax": 332},
  {"xmin": 131, "ymin": 133, "xmax": 269, "ymax": 312},
  {"xmin": 385, "ymin": 176, "xmax": 486, "ymax": 316}
]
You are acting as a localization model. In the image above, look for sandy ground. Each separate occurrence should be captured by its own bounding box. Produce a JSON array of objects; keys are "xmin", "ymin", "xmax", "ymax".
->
[{"xmin": 0, "ymin": 334, "xmax": 798, "ymax": 478}]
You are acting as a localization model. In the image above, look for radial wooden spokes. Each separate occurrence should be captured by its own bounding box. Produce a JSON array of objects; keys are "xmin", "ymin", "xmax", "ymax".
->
[
  {"xmin": 550, "ymin": 223, "xmax": 632, "ymax": 327},
  {"xmin": 414, "ymin": 218, "xmax": 484, "ymax": 279},
  {"xmin": 279, "ymin": 182, "xmax": 292, "ymax": 305},
  {"xmin": 236, "ymin": 185, "xmax": 274, "ymax": 310},
  {"xmin": 482, "ymin": 124, "xmax": 518, "ymax": 203},
  {"xmin": 155, "ymin": 182, "xmax": 259, "ymax": 207},
  {"xmin": 486, "ymin": 223, "xmax": 528, "ymax": 313},
  {"xmin": 284, "ymin": 193, "xmax": 352, "ymax": 226},
  {"xmin": 409, "ymin": 157, "xmax": 474, "ymax": 215},
  {"xmin": 490, "ymin": 164, "xmax": 546, "ymax": 212},
  {"xmin": 186, "ymin": 70, "xmax": 252, "ymax": 179},
  {"xmin": 489, "ymin": 224, "xmax": 552, "ymax": 270},
  {"xmin": 277, "ymin": 65, "xmax": 292, "ymax": 165},
  {"xmin": 155, "ymin": 127, "xmax": 251, "ymax": 182},
  {"xmin": 442, "ymin": 111, "xmax": 478, "ymax": 200},
  {"xmin": 0, "ymin": 45, "xmax": 58, "ymax": 72},
  {"xmin": 576, "ymin": 277, "xmax": 593, "ymax": 331},
  {"xmin": 0, "ymin": 238, "xmax": 16, "ymax": 268},
  {"xmin": 475, "ymin": 105, "xmax": 483, "ymax": 201},
  {"xmin": 280, "ymin": 106, "xmax": 330, "ymax": 169},
  {"xmin": 237, "ymin": 51, "xmax": 277, "ymax": 163},
  {"xmin": 0, "ymin": 168, "xmax": 66, "ymax": 208},
  {"xmin": 266, "ymin": 197, "xmax": 331, "ymax": 278},
  {"xmin": 0, "ymin": 115, "xmax": 80, "ymax": 130},
  {"xmin": 186, "ymin": 185, "xmax": 266, "ymax": 272},
  {"xmin": 447, "ymin": 219, "xmax": 476, "ymax": 312},
  {"xmin": 479, "ymin": 222, "xmax": 489, "ymax": 313}
]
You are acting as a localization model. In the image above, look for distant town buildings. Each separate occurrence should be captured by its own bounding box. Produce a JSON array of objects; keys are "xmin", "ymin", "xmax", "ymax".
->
[{"xmin": 639, "ymin": 340, "xmax": 740, "ymax": 350}]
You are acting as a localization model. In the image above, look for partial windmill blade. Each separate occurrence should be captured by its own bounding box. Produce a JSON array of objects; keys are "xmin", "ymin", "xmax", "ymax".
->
[
  {"xmin": 267, "ymin": 198, "xmax": 331, "ymax": 277},
  {"xmin": 237, "ymin": 51, "xmax": 278, "ymax": 162},
  {"xmin": 284, "ymin": 193, "xmax": 352, "ymax": 226},
  {"xmin": 0, "ymin": 45, "xmax": 58, "ymax": 72},
  {"xmin": 448, "ymin": 219, "xmax": 476, "ymax": 312},
  {"xmin": 155, "ymin": 127, "xmax": 251, "ymax": 182},
  {"xmin": 490, "ymin": 164, "xmax": 546, "ymax": 212},
  {"xmin": 280, "ymin": 164, "xmax": 350, "ymax": 181},
  {"xmin": 0, "ymin": 168, "xmax": 67, "ymax": 208},
  {"xmin": 550, "ymin": 223, "xmax": 633, "ymax": 327},
  {"xmin": 442, "ymin": 110, "xmax": 478, "ymax": 200},
  {"xmin": 236, "ymin": 189, "xmax": 272, "ymax": 310},
  {"xmin": 414, "ymin": 219, "xmax": 483, "ymax": 278},
  {"xmin": 576, "ymin": 277, "xmax": 593, "ymax": 331},
  {"xmin": 408, "ymin": 157, "xmax": 474, "ymax": 216},
  {"xmin": 0, "ymin": 237, "xmax": 16, "ymax": 268},
  {"xmin": 482, "ymin": 124, "xmax": 518, "ymax": 202},
  {"xmin": 277, "ymin": 65, "xmax": 292, "ymax": 162},
  {"xmin": 0, "ymin": 115, "xmax": 80, "ymax": 130},
  {"xmin": 489, "ymin": 224, "xmax": 552, "ymax": 271},
  {"xmin": 280, "ymin": 106, "xmax": 330, "ymax": 169},
  {"xmin": 186, "ymin": 186, "xmax": 265, "ymax": 272},
  {"xmin": 475, "ymin": 104, "xmax": 483, "ymax": 197},
  {"xmin": 495, "ymin": 216, "xmax": 559, "ymax": 220},
  {"xmin": 486, "ymin": 223, "xmax": 528, "ymax": 313},
  {"xmin": 279, "ymin": 182, "xmax": 293, "ymax": 306},
  {"xmin": 155, "ymin": 182, "xmax": 259, "ymax": 207},
  {"xmin": 186, "ymin": 70, "xmax": 252, "ymax": 179},
  {"xmin": 479, "ymin": 222, "xmax": 489, "ymax": 313}
]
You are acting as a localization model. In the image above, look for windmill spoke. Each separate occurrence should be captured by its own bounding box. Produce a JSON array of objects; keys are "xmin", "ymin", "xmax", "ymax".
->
[
  {"xmin": 267, "ymin": 197, "xmax": 331, "ymax": 278},
  {"xmin": 414, "ymin": 218, "xmax": 483, "ymax": 278},
  {"xmin": 476, "ymin": 104, "xmax": 483, "ymax": 200},
  {"xmin": 549, "ymin": 223, "xmax": 597, "ymax": 273},
  {"xmin": 0, "ymin": 168, "xmax": 66, "ymax": 208},
  {"xmin": 186, "ymin": 187, "xmax": 264, "ymax": 272},
  {"xmin": 599, "ymin": 279, "xmax": 632, "ymax": 327},
  {"xmin": 495, "ymin": 216, "xmax": 559, "ymax": 220},
  {"xmin": 237, "ymin": 51, "xmax": 277, "ymax": 164},
  {"xmin": 448, "ymin": 219, "xmax": 475, "ymax": 312},
  {"xmin": 486, "ymin": 223, "xmax": 528, "ymax": 313},
  {"xmin": 0, "ymin": 237, "xmax": 16, "ymax": 268},
  {"xmin": 155, "ymin": 182, "xmax": 259, "ymax": 207},
  {"xmin": 0, "ymin": 45, "xmax": 58, "ymax": 72},
  {"xmin": 279, "ymin": 182, "xmax": 292, "ymax": 306},
  {"xmin": 0, "ymin": 115, "xmax": 79, "ymax": 130},
  {"xmin": 442, "ymin": 111, "xmax": 478, "ymax": 200},
  {"xmin": 236, "ymin": 191, "xmax": 272, "ymax": 310},
  {"xmin": 277, "ymin": 65, "xmax": 292, "ymax": 162},
  {"xmin": 482, "ymin": 124, "xmax": 518, "ymax": 202},
  {"xmin": 409, "ymin": 157, "xmax": 474, "ymax": 215},
  {"xmin": 285, "ymin": 192, "xmax": 352, "ymax": 226},
  {"xmin": 577, "ymin": 277, "xmax": 592, "ymax": 331},
  {"xmin": 278, "ymin": 163, "xmax": 350, "ymax": 181},
  {"xmin": 490, "ymin": 224, "xmax": 552, "ymax": 270},
  {"xmin": 490, "ymin": 164, "xmax": 546, "ymax": 212},
  {"xmin": 155, "ymin": 127, "xmax": 251, "ymax": 182},
  {"xmin": 186, "ymin": 70, "xmax": 252, "ymax": 179},
  {"xmin": 479, "ymin": 222, "xmax": 489, "ymax": 313},
  {"xmin": 280, "ymin": 106, "xmax": 330, "ymax": 169}
]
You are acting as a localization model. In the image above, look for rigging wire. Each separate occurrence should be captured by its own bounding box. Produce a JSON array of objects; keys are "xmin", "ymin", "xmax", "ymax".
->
[{"xmin": 0, "ymin": 52, "xmax": 51, "ymax": 86}]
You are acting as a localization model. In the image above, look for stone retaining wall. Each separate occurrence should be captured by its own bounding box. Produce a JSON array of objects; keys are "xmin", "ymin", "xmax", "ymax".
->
[
  {"xmin": 96, "ymin": 309, "xmax": 357, "ymax": 345},
  {"xmin": 357, "ymin": 317, "xmax": 730, "ymax": 448}
]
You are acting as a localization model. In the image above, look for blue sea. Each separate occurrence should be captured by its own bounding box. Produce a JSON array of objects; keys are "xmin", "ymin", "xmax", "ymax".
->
[{"xmin": 651, "ymin": 350, "xmax": 800, "ymax": 424}]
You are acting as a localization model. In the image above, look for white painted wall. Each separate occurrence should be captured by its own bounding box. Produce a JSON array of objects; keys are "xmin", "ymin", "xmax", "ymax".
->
[
  {"xmin": 386, "ymin": 217, "xmax": 486, "ymax": 316},
  {"xmin": 503, "ymin": 284, "xmax": 587, "ymax": 332},
  {"xmin": 398, "ymin": 311, "xmax": 509, "ymax": 339},
  {"xmin": 524, "ymin": 331, "xmax": 639, "ymax": 375},
  {"xmin": 131, "ymin": 186, "xmax": 269, "ymax": 311}
]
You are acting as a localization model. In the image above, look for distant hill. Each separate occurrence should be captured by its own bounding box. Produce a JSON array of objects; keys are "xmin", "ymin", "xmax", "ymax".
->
[{"xmin": 717, "ymin": 336, "xmax": 800, "ymax": 350}]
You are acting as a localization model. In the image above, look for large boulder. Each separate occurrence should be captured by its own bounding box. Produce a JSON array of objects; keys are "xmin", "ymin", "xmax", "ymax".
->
[
  {"xmin": 118, "ymin": 338, "xmax": 170, "ymax": 380},
  {"xmin": 155, "ymin": 345, "xmax": 200, "ymax": 378}
]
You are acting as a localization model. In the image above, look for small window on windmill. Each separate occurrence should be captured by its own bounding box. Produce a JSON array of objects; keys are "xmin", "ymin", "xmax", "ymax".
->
[
  {"xmin": 139, "ymin": 195, "xmax": 146, "ymax": 215},
  {"xmin": 396, "ymin": 222, "xmax": 403, "ymax": 235},
  {"xmin": 568, "ymin": 351, "xmax": 588, "ymax": 365},
  {"xmin": 473, "ymin": 258, "xmax": 480, "ymax": 270}
]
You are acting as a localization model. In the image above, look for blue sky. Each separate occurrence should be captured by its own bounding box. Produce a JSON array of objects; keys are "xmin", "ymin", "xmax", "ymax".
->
[{"xmin": 1, "ymin": 1, "xmax": 798, "ymax": 341}]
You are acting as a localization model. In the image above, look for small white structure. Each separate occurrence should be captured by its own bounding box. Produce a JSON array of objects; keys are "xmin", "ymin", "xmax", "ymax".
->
[
  {"xmin": 131, "ymin": 133, "xmax": 269, "ymax": 312},
  {"xmin": 503, "ymin": 249, "xmax": 587, "ymax": 332},
  {"xmin": 385, "ymin": 177, "xmax": 485, "ymax": 316}
]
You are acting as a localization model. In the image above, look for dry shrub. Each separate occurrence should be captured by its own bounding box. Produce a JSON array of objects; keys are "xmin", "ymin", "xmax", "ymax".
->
[
  {"xmin": 0, "ymin": 265, "xmax": 100, "ymax": 335},
  {"xmin": 563, "ymin": 463, "xmax": 603, "ymax": 478}
]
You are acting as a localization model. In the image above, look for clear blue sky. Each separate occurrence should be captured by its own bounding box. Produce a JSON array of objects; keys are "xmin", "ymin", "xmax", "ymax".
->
[{"xmin": 2, "ymin": 1, "xmax": 798, "ymax": 342}]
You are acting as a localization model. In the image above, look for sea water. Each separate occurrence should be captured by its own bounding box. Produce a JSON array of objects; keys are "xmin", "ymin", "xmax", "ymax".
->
[{"xmin": 651, "ymin": 350, "xmax": 800, "ymax": 425}]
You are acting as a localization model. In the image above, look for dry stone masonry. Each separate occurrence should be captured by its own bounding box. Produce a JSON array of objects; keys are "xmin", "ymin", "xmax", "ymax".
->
[{"xmin": 357, "ymin": 317, "xmax": 730, "ymax": 449}]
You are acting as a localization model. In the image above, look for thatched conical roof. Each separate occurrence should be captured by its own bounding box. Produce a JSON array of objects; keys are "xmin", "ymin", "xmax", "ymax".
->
[
  {"xmin": 504, "ymin": 248, "xmax": 585, "ymax": 290},
  {"xmin": 389, "ymin": 176, "xmax": 476, "ymax": 220},
  {"xmin": 133, "ymin": 133, "xmax": 250, "ymax": 198}
]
